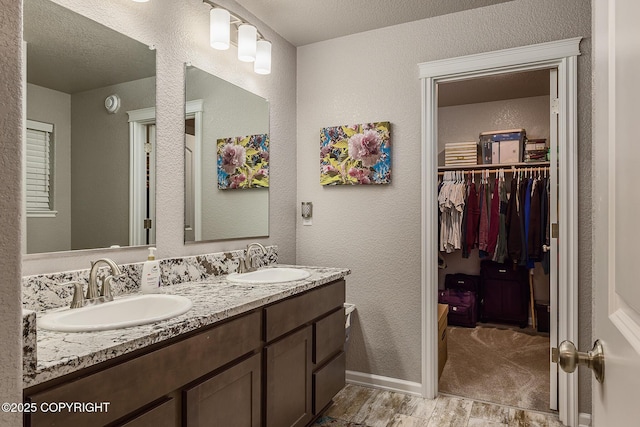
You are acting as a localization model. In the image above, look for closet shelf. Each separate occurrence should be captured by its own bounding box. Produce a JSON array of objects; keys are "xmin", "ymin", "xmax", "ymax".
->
[{"xmin": 438, "ymin": 161, "xmax": 550, "ymax": 172}]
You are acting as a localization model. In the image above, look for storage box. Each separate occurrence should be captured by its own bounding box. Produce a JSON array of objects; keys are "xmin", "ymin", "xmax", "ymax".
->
[
  {"xmin": 535, "ymin": 301, "xmax": 550, "ymax": 333},
  {"xmin": 479, "ymin": 129, "xmax": 526, "ymax": 164},
  {"xmin": 445, "ymin": 142, "xmax": 478, "ymax": 166},
  {"xmin": 438, "ymin": 303, "xmax": 448, "ymax": 379}
]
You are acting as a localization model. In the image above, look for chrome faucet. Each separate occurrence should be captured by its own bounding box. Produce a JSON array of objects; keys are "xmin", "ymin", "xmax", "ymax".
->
[
  {"xmin": 59, "ymin": 258, "xmax": 123, "ymax": 309},
  {"xmin": 238, "ymin": 243, "xmax": 267, "ymax": 273}
]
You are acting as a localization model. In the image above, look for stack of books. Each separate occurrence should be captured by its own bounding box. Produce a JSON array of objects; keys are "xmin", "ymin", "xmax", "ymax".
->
[
  {"xmin": 523, "ymin": 138, "xmax": 548, "ymax": 163},
  {"xmin": 444, "ymin": 142, "xmax": 478, "ymax": 166}
]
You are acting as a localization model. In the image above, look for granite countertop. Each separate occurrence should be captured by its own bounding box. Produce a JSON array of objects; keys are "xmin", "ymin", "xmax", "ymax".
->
[{"xmin": 23, "ymin": 265, "xmax": 350, "ymax": 388}]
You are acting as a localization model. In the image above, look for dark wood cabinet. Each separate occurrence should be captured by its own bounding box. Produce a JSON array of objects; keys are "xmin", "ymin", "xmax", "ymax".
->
[
  {"xmin": 184, "ymin": 353, "xmax": 261, "ymax": 427},
  {"xmin": 265, "ymin": 326, "xmax": 313, "ymax": 427},
  {"xmin": 264, "ymin": 280, "xmax": 346, "ymax": 426},
  {"xmin": 24, "ymin": 279, "xmax": 347, "ymax": 427}
]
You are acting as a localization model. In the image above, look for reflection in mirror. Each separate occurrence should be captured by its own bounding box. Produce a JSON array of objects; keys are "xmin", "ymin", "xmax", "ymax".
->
[
  {"xmin": 24, "ymin": 0, "xmax": 156, "ymax": 254},
  {"xmin": 184, "ymin": 66, "xmax": 269, "ymax": 242}
]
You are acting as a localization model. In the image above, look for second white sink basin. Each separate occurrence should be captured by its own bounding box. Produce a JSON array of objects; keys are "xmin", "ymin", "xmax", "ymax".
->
[
  {"xmin": 227, "ymin": 267, "xmax": 311, "ymax": 284},
  {"xmin": 39, "ymin": 294, "xmax": 193, "ymax": 332}
]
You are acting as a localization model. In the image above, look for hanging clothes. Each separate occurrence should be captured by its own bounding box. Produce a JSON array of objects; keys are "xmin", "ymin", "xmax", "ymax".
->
[
  {"xmin": 493, "ymin": 176, "xmax": 508, "ymax": 263},
  {"xmin": 465, "ymin": 180, "xmax": 480, "ymax": 254},
  {"xmin": 518, "ymin": 177, "xmax": 530, "ymax": 266},
  {"xmin": 506, "ymin": 177, "xmax": 522, "ymax": 267},
  {"xmin": 528, "ymin": 178, "xmax": 544, "ymax": 262},
  {"xmin": 486, "ymin": 176, "xmax": 500, "ymax": 257},
  {"xmin": 478, "ymin": 178, "xmax": 490, "ymax": 255}
]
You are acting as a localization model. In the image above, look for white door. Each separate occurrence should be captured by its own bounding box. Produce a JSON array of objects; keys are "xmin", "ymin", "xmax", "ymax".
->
[{"xmin": 592, "ymin": 0, "xmax": 640, "ymax": 425}]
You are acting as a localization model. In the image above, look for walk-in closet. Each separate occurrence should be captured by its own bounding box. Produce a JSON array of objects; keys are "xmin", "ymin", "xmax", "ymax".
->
[{"xmin": 435, "ymin": 69, "xmax": 558, "ymax": 414}]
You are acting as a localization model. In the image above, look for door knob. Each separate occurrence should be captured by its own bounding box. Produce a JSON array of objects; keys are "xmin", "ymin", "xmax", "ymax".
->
[
  {"xmin": 552, "ymin": 340, "xmax": 604, "ymax": 383},
  {"xmin": 542, "ymin": 244, "xmax": 551, "ymax": 252}
]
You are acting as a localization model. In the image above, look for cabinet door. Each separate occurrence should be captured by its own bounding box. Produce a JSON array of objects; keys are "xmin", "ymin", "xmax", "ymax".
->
[
  {"xmin": 184, "ymin": 353, "xmax": 261, "ymax": 427},
  {"xmin": 117, "ymin": 398, "xmax": 176, "ymax": 427},
  {"xmin": 265, "ymin": 326, "xmax": 312, "ymax": 427}
]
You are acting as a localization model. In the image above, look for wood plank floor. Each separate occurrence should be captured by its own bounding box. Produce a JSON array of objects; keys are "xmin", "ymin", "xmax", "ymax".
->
[{"xmin": 315, "ymin": 384, "xmax": 563, "ymax": 427}]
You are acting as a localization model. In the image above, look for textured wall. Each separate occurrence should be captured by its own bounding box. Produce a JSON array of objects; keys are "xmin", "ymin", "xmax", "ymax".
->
[
  {"xmin": 21, "ymin": 0, "xmax": 297, "ymax": 275},
  {"xmin": 438, "ymin": 95, "xmax": 551, "ymax": 152},
  {"xmin": 26, "ymin": 83, "xmax": 72, "ymax": 253},
  {"xmin": 0, "ymin": 0, "xmax": 24, "ymax": 423},
  {"xmin": 296, "ymin": 0, "xmax": 592, "ymax": 413}
]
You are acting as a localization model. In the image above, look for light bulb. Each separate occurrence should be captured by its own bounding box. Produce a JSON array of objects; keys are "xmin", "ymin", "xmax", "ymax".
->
[
  {"xmin": 237, "ymin": 24, "xmax": 257, "ymax": 62},
  {"xmin": 210, "ymin": 8, "xmax": 230, "ymax": 50},
  {"xmin": 254, "ymin": 40, "xmax": 272, "ymax": 75}
]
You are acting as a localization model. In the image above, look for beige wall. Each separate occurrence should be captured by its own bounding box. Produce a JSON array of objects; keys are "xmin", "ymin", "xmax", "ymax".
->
[
  {"xmin": 21, "ymin": 0, "xmax": 297, "ymax": 275},
  {"xmin": 26, "ymin": 83, "xmax": 72, "ymax": 253},
  {"xmin": 0, "ymin": 0, "xmax": 23, "ymax": 423},
  {"xmin": 296, "ymin": 0, "xmax": 592, "ymax": 413},
  {"xmin": 71, "ymin": 76, "xmax": 155, "ymax": 250}
]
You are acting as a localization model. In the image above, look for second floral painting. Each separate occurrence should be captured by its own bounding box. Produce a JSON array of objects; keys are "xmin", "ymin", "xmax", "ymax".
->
[{"xmin": 320, "ymin": 122, "xmax": 391, "ymax": 185}]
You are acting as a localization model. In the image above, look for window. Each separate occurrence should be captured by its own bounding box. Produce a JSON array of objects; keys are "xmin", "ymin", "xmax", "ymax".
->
[{"xmin": 26, "ymin": 119, "xmax": 56, "ymax": 217}]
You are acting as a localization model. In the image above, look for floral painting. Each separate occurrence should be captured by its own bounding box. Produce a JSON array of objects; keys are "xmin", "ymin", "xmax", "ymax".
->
[
  {"xmin": 217, "ymin": 134, "xmax": 269, "ymax": 189},
  {"xmin": 320, "ymin": 122, "xmax": 391, "ymax": 185}
]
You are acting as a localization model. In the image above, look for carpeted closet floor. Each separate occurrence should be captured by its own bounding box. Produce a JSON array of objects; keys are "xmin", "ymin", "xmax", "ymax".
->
[{"xmin": 439, "ymin": 325, "xmax": 551, "ymax": 413}]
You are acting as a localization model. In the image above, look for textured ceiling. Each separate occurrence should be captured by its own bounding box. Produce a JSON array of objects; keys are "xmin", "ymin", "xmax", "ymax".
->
[
  {"xmin": 234, "ymin": 0, "xmax": 514, "ymax": 46},
  {"xmin": 24, "ymin": 0, "xmax": 155, "ymax": 94},
  {"xmin": 438, "ymin": 69, "xmax": 551, "ymax": 107}
]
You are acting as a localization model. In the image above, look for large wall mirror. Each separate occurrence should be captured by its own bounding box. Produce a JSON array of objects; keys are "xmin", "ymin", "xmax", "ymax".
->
[
  {"xmin": 24, "ymin": 0, "xmax": 156, "ymax": 254},
  {"xmin": 184, "ymin": 65, "xmax": 269, "ymax": 242}
]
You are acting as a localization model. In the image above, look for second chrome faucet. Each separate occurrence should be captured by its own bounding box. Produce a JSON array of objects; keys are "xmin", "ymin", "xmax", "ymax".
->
[{"xmin": 238, "ymin": 243, "xmax": 267, "ymax": 274}]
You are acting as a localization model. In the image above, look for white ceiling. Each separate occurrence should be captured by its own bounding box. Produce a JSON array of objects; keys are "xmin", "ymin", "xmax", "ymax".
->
[{"xmin": 234, "ymin": 0, "xmax": 514, "ymax": 47}]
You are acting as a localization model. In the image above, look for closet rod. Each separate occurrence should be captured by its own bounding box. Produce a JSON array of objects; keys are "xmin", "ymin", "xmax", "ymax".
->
[{"xmin": 437, "ymin": 166, "xmax": 550, "ymax": 176}]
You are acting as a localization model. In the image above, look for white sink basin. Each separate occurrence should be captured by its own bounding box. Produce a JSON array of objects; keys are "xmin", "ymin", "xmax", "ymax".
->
[
  {"xmin": 227, "ymin": 267, "xmax": 311, "ymax": 284},
  {"xmin": 39, "ymin": 294, "xmax": 192, "ymax": 332}
]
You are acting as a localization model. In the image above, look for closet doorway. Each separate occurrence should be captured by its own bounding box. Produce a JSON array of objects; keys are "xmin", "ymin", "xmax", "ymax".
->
[
  {"xmin": 435, "ymin": 69, "xmax": 555, "ymax": 413},
  {"xmin": 419, "ymin": 38, "xmax": 581, "ymax": 427}
]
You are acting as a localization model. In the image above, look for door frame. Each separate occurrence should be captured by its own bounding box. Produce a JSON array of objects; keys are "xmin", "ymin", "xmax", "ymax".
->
[
  {"xmin": 419, "ymin": 37, "xmax": 581, "ymax": 426},
  {"xmin": 127, "ymin": 107, "xmax": 157, "ymax": 247},
  {"xmin": 184, "ymin": 99, "xmax": 204, "ymax": 241}
]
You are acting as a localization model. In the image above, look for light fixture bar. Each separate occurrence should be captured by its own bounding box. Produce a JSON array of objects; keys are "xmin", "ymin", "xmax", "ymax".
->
[{"xmin": 202, "ymin": 0, "xmax": 271, "ymax": 74}]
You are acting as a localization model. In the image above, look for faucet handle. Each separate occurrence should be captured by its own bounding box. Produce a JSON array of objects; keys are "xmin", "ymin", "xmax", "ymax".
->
[
  {"xmin": 101, "ymin": 276, "xmax": 118, "ymax": 301},
  {"xmin": 57, "ymin": 281, "xmax": 86, "ymax": 309}
]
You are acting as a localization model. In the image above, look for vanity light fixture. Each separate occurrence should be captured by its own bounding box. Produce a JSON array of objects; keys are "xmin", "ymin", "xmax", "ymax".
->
[
  {"xmin": 254, "ymin": 40, "xmax": 272, "ymax": 74},
  {"xmin": 237, "ymin": 24, "xmax": 257, "ymax": 62},
  {"xmin": 203, "ymin": 1, "xmax": 272, "ymax": 74},
  {"xmin": 131, "ymin": 0, "xmax": 150, "ymax": 2},
  {"xmin": 210, "ymin": 8, "xmax": 230, "ymax": 50}
]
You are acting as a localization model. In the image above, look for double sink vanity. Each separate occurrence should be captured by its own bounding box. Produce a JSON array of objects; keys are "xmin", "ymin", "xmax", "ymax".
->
[{"xmin": 23, "ymin": 257, "xmax": 350, "ymax": 427}]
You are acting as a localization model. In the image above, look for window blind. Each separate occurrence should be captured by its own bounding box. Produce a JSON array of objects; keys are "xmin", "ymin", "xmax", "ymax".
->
[{"xmin": 26, "ymin": 120, "xmax": 54, "ymax": 214}]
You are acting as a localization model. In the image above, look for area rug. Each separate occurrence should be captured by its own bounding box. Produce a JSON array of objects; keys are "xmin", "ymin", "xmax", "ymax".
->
[{"xmin": 438, "ymin": 325, "xmax": 551, "ymax": 412}]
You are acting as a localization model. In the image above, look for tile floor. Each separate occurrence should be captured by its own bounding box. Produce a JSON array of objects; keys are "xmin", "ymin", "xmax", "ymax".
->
[{"xmin": 315, "ymin": 384, "xmax": 564, "ymax": 427}]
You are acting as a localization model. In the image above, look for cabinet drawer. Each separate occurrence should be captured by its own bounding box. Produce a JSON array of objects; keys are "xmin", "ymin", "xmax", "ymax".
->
[
  {"xmin": 184, "ymin": 353, "xmax": 261, "ymax": 427},
  {"xmin": 312, "ymin": 352, "xmax": 346, "ymax": 415},
  {"xmin": 314, "ymin": 308, "xmax": 345, "ymax": 366},
  {"xmin": 265, "ymin": 280, "xmax": 345, "ymax": 342},
  {"xmin": 26, "ymin": 311, "xmax": 262, "ymax": 427},
  {"xmin": 117, "ymin": 397, "xmax": 176, "ymax": 427}
]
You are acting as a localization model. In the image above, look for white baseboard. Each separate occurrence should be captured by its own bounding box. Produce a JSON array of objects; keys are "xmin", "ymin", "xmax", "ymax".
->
[
  {"xmin": 345, "ymin": 370, "xmax": 422, "ymax": 396},
  {"xmin": 579, "ymin": 412, "xmax": 592, "ymax": 427}
]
